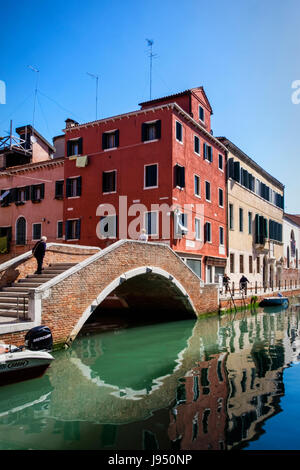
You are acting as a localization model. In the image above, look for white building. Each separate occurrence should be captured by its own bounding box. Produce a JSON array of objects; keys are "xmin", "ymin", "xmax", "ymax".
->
[{"xmin": 283, "ymin": 213, "xmax": 300, "ymax": 283}]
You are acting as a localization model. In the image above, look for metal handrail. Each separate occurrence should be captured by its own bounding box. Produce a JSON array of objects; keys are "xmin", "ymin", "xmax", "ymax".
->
[{"xmin": 221, "ymin": 279, "xmax": 300, "ymax": 298}]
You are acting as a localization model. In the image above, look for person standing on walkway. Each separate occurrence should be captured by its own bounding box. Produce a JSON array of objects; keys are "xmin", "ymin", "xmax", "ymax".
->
[
  {"xmin": 32, "ymin": 236, "xmax": 47, "ymax": 274},
  {"xmin": 139, "ymin": 228, "xmax": 148, "ymax": 242},
  {"xmin": 223, "ymin": 273, "xmax": 230, "ymax": 294},
  {"xmin": 239, "ymin": 274, "xmax": 249, "ymax": 295}
]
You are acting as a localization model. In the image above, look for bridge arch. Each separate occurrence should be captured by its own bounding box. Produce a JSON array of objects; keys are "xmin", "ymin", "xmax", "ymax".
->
[
  {"xmin": 35, "ymin": 240, "xmax": 218, "ymax": 347},
  {"xmin": 67, "ymin": 266, "xmax": 198, "ymax": 343}
]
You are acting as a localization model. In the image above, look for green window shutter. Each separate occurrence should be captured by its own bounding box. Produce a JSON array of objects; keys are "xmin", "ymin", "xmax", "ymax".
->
[
  {"xmin": 40, "ymin": 184, "xmax": 45, "ymax": 200},
  {"xmin": 228, "ymin": 158, "xmax": 234, "ymax": 178},
  {"xmin": 76, "ymin": 177, "xmax": 82, "ymax": 196},
  {"xmin": 115, "ymin": 129, "xmax": 119, "ymax": 147},
  {"xmin": 66, "ymin": 178, "xmax": 72, "ymax": 197},
  {"xmin": 233, "ymin": 161, "xmax": 240, "ymax": 182},
  {"xmin": 75, "ymin": 219, "xmax": 81, "ymax": 239},
  {"xmin": 156, "ymin": 120, "xmax": 161, "ymax": 139},
  {"xmin": 255, "ymin": 214, "xmax": 260, "ymax": 244},
  {"xmin": 65, "ymin": 221, "xmax": 70, "ymax": 240}
]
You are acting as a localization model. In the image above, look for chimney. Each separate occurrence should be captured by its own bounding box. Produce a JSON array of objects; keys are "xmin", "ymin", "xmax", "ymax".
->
[{"xmin": 65, "ymin": 118, "xmax": 79, "ymax": 129}]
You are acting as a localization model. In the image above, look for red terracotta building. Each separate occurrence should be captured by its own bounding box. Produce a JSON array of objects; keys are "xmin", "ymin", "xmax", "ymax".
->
[
  {"xmin": 63, "ymin": 87, "xmax": 227, "ymax": 282},
  {"xmin": 0, "ymin": 125, "xmax": 64, "ymax": 259}
]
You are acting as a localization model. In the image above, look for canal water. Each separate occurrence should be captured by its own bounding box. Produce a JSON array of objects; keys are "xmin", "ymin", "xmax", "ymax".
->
[{"xmin": 1, "ymin": 303, "xmax": 300, "ymax": 450}]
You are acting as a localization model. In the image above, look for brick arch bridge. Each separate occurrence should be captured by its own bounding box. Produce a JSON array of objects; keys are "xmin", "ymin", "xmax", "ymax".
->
[{"xmin": 1, "ymin": 240, "xmax": 219, "ymax": 347}]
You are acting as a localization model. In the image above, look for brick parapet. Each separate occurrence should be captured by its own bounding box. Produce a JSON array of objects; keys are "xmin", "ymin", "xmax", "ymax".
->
[{"xmin": 38, "ymin": 241, "xmax": 219, "ymax": 346}]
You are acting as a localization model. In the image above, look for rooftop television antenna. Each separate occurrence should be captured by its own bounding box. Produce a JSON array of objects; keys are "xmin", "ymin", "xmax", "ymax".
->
[
  {"xmin": 28, "ymin": 65, "xmax": 39, "ymax": 130},
  {"xmin": 87, "ymin": 72, "xmax": 99, "ymax": 120},
  {"xmin": 146, "ymin": 39, "xmax": 157, "ymax": 100}
]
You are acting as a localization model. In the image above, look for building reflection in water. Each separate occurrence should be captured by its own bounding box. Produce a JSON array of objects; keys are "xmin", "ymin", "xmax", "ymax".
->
[
  {"xmin": 1, "ymin": 308, "xmax": 300, "ymax": 450},
  {"xmin": 168, "ymin": 307, "xmax": 300, "ymax": 450}
]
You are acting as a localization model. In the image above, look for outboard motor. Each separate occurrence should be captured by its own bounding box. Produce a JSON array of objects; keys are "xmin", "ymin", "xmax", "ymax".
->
[{"xmin": 24, "ymin": 326, "xmax": 53, "ymax": 351}]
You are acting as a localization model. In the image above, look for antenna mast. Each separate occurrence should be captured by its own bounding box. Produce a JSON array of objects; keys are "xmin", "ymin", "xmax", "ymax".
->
[
  {"xmin": 87, "ymin": 72, "xmax": 99, "ymax": 120},
  {"xmin": 146, "ymin": 39, "xmax": 156, "ymax": 100},
  {"xmin": 28, "ymin": 65, "xmax": 39, "ymax": 130}
]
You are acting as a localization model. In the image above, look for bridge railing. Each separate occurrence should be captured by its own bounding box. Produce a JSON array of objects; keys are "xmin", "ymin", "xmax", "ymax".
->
[{"xmin": 220, "ymin": 278, "xmax": 300, "ymax": 298}]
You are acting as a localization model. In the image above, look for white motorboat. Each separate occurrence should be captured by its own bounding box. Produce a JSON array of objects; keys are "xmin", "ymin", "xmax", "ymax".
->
[{"xmin": 0, "ymin": 326, "xmax": 54, "ymax": 386}]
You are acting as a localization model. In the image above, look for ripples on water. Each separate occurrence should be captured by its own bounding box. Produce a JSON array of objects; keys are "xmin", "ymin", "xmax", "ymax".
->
[{"xmin": 1, "ymin": 303, "xmax": 300, "ymax": 450}]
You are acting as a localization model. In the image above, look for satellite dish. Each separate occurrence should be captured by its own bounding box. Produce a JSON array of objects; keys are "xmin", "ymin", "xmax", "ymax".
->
[{"xmin": 30, "ymin": 135, "xmax": 37, "ymax": 144}]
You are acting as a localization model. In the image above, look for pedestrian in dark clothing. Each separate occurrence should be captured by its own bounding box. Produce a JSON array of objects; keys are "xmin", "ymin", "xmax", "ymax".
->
[
  {"xmin": 32, "ymin": 236, "xmax": 47, "ymax": 274},
  {"xmin": 223, "ymin": 274, "xmax": 230, "ymax": 293},
  {"xmin": 239, "ymin": 274, "xmax": 249, "ymax": 294}
]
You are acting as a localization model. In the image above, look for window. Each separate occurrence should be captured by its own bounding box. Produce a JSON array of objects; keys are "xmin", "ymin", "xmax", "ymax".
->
[
  {"xmin": 194, "ymin": 135, "xmax": 200, "ymax": 155},
  {"xmin": 67, "ymin": 138, "xmax": 82, "ymax": 157},
  {"xmin": 145, "ymin": 211, "xmax": 158, "ymax": 236},
  {"xmin": 218, "ymin": 154, "xmax": 223, "ymax": 171},
  {"xmin": 218, "ymin": 188, "xmax": 224, "ymax": 207},
  {"xmin": 269, "ymin": 219, "xmax": 283, "ymax": 242},
  {"xmin": 205, "ymin": 181, "xmax": 211, "ymax": 201},
  {"xmin": 0, "ymin": 189, "xmax": 11, "ymax": 207},
  {"xmin": 206, "ymin": 266, "xmax": 213, "ymax": 284},
  {"xmin": 203, "ymin": 142, "xmax": 213, "ymax": 162},
  {"xmin": 102, "ymin": 130, "xmax": 119, "ymax": 150},
  {"xmin": 99, "ymin": 215, "xmax": 117, "ymax": 239},
  {"xmin": 66, "ymin": 177, "xmax": 82, "ymax": 197},
  {"xmin": 199, "ymin": 105, "xmax": 205, "ymax": 122},
  {"xmin": 240, "ymin": 254, "xmax": 244, "ymax": 273},
  {"xmin": 249, "ymin": 255, "xmax": 253, "ymax": 273},
  {"xmin": 239, "ymin": 208, "xmax": 243, "ymax": 232},
  {"xmin": 65, "ymin": 219, "xmax": 81, "ymax": 240},
  {"xmin": 103, "ymin": 170, "xmax": 116, "ymax": 193},
  {"xmin": 144, "ymin": 164, "xmax": 158, "ymax": 188},
  {"xmin": 257, "ymin": 256, "xmax": 260, "ymax": 273},
  {"xmin": 55, "ymin": 180, "xmax": 64, "ymax": 199},
  {"xmin": 248, "ymin": 212, "xmax": 252, "ymax": 234},
  {"xmin": 186, "ymin": 259, "xmax": 201, "ymax": 278},
  {"xmin": 15, "ymin": 187, "xmax": 30, "ymax": 204},
  {"xmin": 205, "ymin": 222, "xmax": 211, "ymax": 242},
  {"xmin": 57, "ymin": 221, "xmax": 63, "ymax": 239},
  {"xmin": 175, "ymin": 212, "xmax": 188, "ymax": 237},
  {"xmin": 32, "ymin": 223, "xmax": 41, "ymax": 240},
  {"xmin": 255, "ymin": 179, "xmax": 260, "ymax": 195},
  {"xmin": 203, "ymin": 143, "xmax": 213, "ymax": 162},
  {"xmin": 219, "ymin": 227, "xmax": 224, "ymax": 246},
  {"xmin": 16, "ymin": 217, "xmax": 26, "ymax": 245},
  {"xmin": 142, "ymin": 120, "xmax": 161, "ymax": 142},
  {"xmin": 229, "ymin": 204, "xmax": 234, "ymax": 230},
  {"xmin": 174, "ymin": 164, "xmax": 185, "ymax": 188},
  {"xmin": 31, "ymin": 184, "xmax": 45, "ymax": 203},
  {"xmin": 175, "ymin": 121, "xmax": 183, "ymax": 142},
  {"xmin": 230, "ymin": 253, "xmax": 235, "ymax": 273},
  {"xmin": 195, "ymin": 218, "xmax": 201, "ymax": 240},
  {"xmin": 255, "ymin": 214, "xmax": 268, "ymax": 244},
  {"xmin": 194, "ymin": 175, "xmax": 200, "ymax": 197}
]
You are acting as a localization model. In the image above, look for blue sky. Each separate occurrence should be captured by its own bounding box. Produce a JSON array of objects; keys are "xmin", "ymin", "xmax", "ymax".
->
[{"xmin": 1, "ymin": 0, "xmax": 299, "ymax": 213}]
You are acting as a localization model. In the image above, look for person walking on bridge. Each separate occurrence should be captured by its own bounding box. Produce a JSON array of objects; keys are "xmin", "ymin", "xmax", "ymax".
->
[{"xmin": 32, "ymin": 236, "xmax": 47, "ymax": 274}]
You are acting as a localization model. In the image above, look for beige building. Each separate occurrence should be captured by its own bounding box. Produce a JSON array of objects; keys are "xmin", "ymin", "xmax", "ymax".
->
[{"xmin": 219, "ymin": 138, "xmax": 284, "ymax": 290}]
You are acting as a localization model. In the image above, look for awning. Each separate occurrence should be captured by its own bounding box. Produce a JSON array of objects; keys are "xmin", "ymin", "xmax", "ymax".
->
[{"xmin": 205, "ymin": 256, "xmax": 227, "ymax": 267}]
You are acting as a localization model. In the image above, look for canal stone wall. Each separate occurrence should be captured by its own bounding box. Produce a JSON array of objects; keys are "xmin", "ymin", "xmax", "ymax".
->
[{"xmin": 33, "ymin": 240, "xmax": 219, "ymax": 347}]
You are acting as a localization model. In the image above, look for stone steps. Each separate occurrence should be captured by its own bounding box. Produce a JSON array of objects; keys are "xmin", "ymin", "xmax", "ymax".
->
[{"xmin": 0, "ymin": 262, "xmax": 77, "ymax": 320}]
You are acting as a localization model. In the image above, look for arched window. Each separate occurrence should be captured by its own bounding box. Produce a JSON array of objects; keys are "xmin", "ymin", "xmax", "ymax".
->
[
  {"xmin": 16, "ymin": 217, "xmax": 26, "ymax": 245},
  {"xmin": 287, "ymin": 246, "xmax": 290, "ymax": 268},
  {"xmin": 291, "ymin": 230, "xmax": 296, "ymax": 257}
]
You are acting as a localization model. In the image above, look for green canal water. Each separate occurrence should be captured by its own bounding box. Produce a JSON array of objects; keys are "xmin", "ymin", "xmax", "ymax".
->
[{"xmin": 1, "ymin": 303, "xmax": 300, "ymax": 450}]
